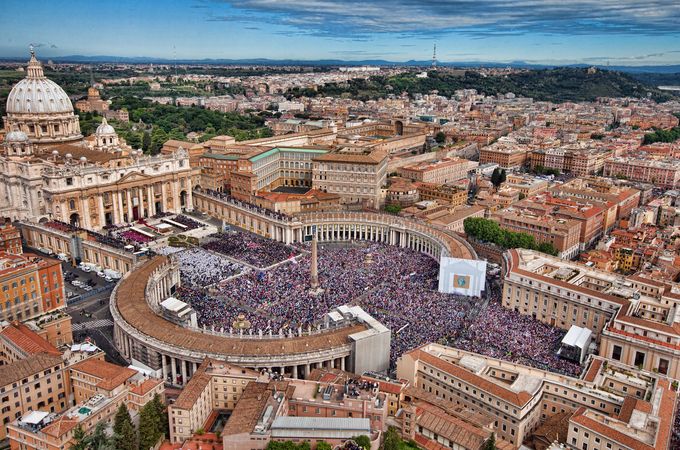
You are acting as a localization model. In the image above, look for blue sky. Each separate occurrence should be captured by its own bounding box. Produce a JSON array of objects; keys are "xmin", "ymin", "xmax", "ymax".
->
[{"xmin": 1, "ymin": 0, "xmax": 679, "ymax": 65}]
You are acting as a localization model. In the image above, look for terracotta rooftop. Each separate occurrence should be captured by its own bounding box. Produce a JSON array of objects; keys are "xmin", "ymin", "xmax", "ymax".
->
[
  {"xmin": 570, "ymin": 379, "xmax": 676, "ymax": 450},
  {"xmin": 70, "ymin": 358, "xmax": 137, "ymax": 391},
  {"xmin": 416, "ymin": 402, "xmax": 489, "ymax": 450},
  {"xmin": 0, "ymin": 322, "xmax": 60, "ymax": 357},
  {"xmin": 41, "ymin": 416, "xmax": 78, "ymax": 439},
  {"xmin": 617, "ymin": 396, "xmax": 652, "ymax": 423},
  {"xmin": 222, "ymin": 381, "xmax": 292, "ymax": 436},
  {"xmin": 129, "ymin": 378, "xmax": 163, "ymax": 396},
  {"xmin": 409, "ymin": 348, "xmax": 534, "ymax": 407},
  {"xmin": 0, "ymin": 353, "xmax": 63, "ymax": 387}
]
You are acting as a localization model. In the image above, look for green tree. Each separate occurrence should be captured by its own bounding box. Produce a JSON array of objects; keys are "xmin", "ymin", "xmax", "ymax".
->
[
  {"xmin": 113, "ymin": 403, "xmax": 137, "ymax": 450},
  {"xmin": 483, "ymin": 433, "xmax": 497, "ymax": 450},
  {"xmin": 382, "ymin": 426, "xmax": 401, "ymax": 450},
  {"xmin": 354, "ymin": 434, "xmax": 372, "ymax": 449},
  {"xmin": 90, "ymin": 422, "xmax": 115, "ymax": 450},
  {"xmin": 435, "ymin": 131, "xmax": 446, "ymax": 144},
  {"xmin": 149, "ymin": 127, "xmax": 168, "ymax": 155},
  {"xmin": 384, "ymin": 205, "xmax": 402, "ymax": 214},
  {"xmin": 537, "ymin": 241, "xmax": 559, "ymax": 256},
  {"xmin": 490, "ymin": 167, "xmax": 504, "ymax": 189},
  {"xmin": 316, "ymin": 442, "xmax": 332, "ymax": 450},
  {"xmin": 150, "ymin": 394, "xmax": 169, "ymax": 440},
  {"xmin": 71, "ymin": 425, "xmax": 88, "ymax": 450},
  {"xmin": 138, "ymin": 400, "xmax": 162, "ymax": 450},
  {"xmin": 500, "ymin": 169, "xmax": 507, "ymax": 184},
  {"xmin": 142, "ymin": 131, "xmax": 151, "ymax": 152}
]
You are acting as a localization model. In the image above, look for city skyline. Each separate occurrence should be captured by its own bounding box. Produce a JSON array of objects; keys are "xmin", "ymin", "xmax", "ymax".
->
[{"xmin": 1, "ymin": 0, "xmax": 680, "ymax": 66}]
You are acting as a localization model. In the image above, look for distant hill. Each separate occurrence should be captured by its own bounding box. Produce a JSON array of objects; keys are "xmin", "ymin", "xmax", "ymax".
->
[
  {"xmin": 288, "ymin": 68, "xmax": 679, "ymax": 103},
  {"xmin": 0, "ymin": 54, "xmax": 679, "ymax": 74}
]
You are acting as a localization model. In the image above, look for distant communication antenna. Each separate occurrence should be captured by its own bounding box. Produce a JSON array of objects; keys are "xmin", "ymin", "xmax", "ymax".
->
[
  {"xmin": 173, "ymin": 45, "xmax": 178, "ymax": 77},
  {"xmin": 432, "ymin": 43, "xmax": 437, "ymax": 69}
]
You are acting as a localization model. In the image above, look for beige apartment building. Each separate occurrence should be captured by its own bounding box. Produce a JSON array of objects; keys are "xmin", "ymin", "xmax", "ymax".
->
[
  {"xmin": 492, "ymin": 209, "xmax": 581, "ymax": 259},
  {"xmin": 479, "ymin": 146, "xmax": 528, "ymax": 170},
  {"xmin": 0, "ymin": 322, "xmax": 88, "ymax": 441},
  {"xmin": 0, "ymin": 353, "xmax": 67, "ymax": 441},
  {"xmin": 397, "ymin": 343, "xmax": 676, "ymax": 450},
  {"xmin": 415, "ymin": 182, "xmax": 468, "ymax": 206},
  {"xmin": 168, "ymin": 359, "xmax": 262, "ymax": 443},
  {"xmin": 603, "ymin": 157, "xmax": 680, "ymax": 189},
  {"xmin": 398, "ymin": 157, "xmax": 478, "ymax": 185},
  {"xmin": 504, "ymin": 248, "xmax": 680, "ymax": 379},
  {"xmin": 8, "ymin": 358, "xmax": 163, "ymax": 450},
  {"xmin": 312, "ymin": 148, "xmax": 388, "ymax": 208}
]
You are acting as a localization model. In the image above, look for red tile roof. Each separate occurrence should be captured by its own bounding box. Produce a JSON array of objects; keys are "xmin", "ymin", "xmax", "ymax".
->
[
  {"xmin": 0, "ymin": 322, "xmax": 60, "ymax": 356},
  {"xmin": 70, "ymin": 358, "xmax": 137, "ymax": 391},
  {"xmin": 410, "ymin": 348, "xmax": 533, "ymax": 407}
]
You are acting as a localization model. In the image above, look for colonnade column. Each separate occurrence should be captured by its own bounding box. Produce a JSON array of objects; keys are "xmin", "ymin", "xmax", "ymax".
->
[
  {"xmin": 147, "ymin": 186, "xmax": 155, "ymax": 217},
  {"xmin": 161, "ymin": 183, "xmax": 167, "ymax": 213},
  {"xmin": 170, "ymin": 358, "xmax": 177, "ymax": 384},
  {"xmin": 81, "ymin": 197, "xmax": 91, "ymax": 229},
  {"xmin": 181, "ymin": 360, "xmax": 188, "ymax": 385},
  {"xmin": 112, "ymin": 191, "xmax": 120, "ymax": 225},
  {"xmin": 161, "ymin": 355, "xmax": 168, "ymax": 382},
  {"xmin": 97, "ymin": 194, "xmax": 105, "ymax": 228},
  {"xmin": 126, "ymin": 190, "xmax": 133, "ymax": 221},
  {"xmin": 138, "ymin": 188, "xmax": 145, "ymax": 218}
]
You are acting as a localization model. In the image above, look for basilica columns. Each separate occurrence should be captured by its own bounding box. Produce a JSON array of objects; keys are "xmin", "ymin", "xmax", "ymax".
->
[{"xmin": 126, "ymin": 190, "xmax": 133, "ymax": 221}]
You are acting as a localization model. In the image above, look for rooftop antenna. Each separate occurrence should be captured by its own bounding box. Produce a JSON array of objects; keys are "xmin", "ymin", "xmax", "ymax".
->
[{"xmin": 431, "ymin": 43, "xmax": 437, "ymax": 69}]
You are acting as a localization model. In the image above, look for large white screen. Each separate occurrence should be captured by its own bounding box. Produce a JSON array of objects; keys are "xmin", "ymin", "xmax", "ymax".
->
[{"xmin": 438, "ymin": 257, "xmax": 487, "ymax": 297}]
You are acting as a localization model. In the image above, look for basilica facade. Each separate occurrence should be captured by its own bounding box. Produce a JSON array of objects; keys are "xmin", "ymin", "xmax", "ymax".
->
[{"xmin": 0, "ymin": 51, "xmax": 193, "ymax": 228}]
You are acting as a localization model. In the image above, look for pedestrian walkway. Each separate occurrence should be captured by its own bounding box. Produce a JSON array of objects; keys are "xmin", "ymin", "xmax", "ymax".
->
[{"xmin": 72, "ymin": 319, "xmax": 113, "ymax": 331}]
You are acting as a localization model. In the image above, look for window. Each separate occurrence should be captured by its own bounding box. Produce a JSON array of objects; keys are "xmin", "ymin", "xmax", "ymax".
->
[
  {"xmin": 634, "ymin": 351, "xmax": 645, "ymax": 367},
  {"xmin": 612, "ymin": 345, "xmax": 622, "ymax": 361}
]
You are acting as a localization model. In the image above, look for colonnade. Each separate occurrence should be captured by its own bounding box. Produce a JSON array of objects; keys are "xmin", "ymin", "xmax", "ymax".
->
[
  {"xmin": 111, "ymin": 257, "xmax": 355, "ymax": 387},
  {"xmin": 193, "ymin": 191, "xmax": 300, "ymax": 244},
  {"xmin": 302, "ymin": 220, "xmax": 442, "ymax": 260}
]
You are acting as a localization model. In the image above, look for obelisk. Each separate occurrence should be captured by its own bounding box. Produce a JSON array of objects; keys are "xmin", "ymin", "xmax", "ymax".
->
[{"xmin": 310, "ymin": 235, "xmax": 319, "ymax": 290}]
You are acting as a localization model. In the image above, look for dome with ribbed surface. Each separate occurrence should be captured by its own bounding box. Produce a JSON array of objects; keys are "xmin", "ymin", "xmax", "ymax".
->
[
  {"xmin": 5, "ymin": 129, "xmax": 29, "ymax": 143},
  {"xmin": 6, "ymin": 52, "xmax": 73, "ymax": 114},
  {"xmin": 95, "ymin": 117, "xmax": 115, "ymax": 135}
]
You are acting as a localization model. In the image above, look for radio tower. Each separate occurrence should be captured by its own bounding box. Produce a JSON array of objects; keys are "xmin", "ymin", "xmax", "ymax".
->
[{"xmin": 431, "ymin": 43, "xmax": 437, "ymax": 69}]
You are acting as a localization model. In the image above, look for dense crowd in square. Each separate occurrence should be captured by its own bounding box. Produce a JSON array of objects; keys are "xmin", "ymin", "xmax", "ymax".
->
[
  {"xmin": 175, "ymin": 248, "xmax": 245, "ymax": 286},
  {"xmin": 202, "ymin": 230, "xmax": 299, "ymax": 268},
  {"xmin": 176, "ymin": 241, "xmax": 580, "ymax": 375}
]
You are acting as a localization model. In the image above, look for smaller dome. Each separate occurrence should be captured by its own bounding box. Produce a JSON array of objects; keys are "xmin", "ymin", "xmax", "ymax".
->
[
  {"xmin": 5, "ymin": 129, "xmax": 29, "ymax": 143},
  {"xmin": 96, "ymin": 118, "xmax": 115, "ymax": 135}
]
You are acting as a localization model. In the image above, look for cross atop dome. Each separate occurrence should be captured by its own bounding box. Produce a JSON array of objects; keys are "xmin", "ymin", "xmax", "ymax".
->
[{"xmin": 26, "ymin": 47, "xmax": 44, "ymax": 79}]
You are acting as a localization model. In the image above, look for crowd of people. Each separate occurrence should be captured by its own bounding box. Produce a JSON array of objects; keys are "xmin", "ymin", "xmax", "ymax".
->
[
  {"xmin": 45, "ymin": 220, "xmax": 130, "ymax": 250},
  {"xmin": 170, "ymin": 214, "xmax": 204, "ymax": 230},
  {"xmin": 118, "ymin": 229, "xmax": 153, "ymax": 244},
  {"xmin": 176, "ymin": 240, "xmax": 580, "ymax": 376},
  {"xmin": 446, "ymin": 302, "xmax": 582, "ymax": 376},
  {"xmin": 176, "ymin": 248, "xmax": 245, "ymax": 286},
  {"xmin": 673, "ymin": 403, "xmax": 680, "ymax": 450},
  {"xmin": 202, "ymin": 230, "xmax": 299, "ymax": 268}
]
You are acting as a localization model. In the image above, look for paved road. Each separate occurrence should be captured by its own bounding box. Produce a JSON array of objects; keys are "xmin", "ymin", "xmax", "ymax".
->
[
  {"xmin": 64, "ymin": 271, "xmax": 128, "ymax": 366},
  {"xmin": 71, "ymin": 319, "xmax": 113, "ymax": 331}
]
